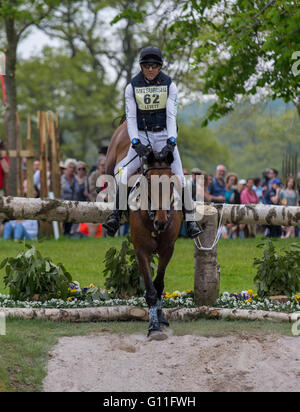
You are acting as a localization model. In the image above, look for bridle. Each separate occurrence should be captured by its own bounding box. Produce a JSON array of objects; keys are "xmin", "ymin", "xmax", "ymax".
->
[{"xmin": 142, "ymin": 164, "xmax": 174, "ymax": 227}]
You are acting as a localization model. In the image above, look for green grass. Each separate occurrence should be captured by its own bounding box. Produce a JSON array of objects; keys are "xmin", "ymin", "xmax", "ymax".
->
[
  {"xmin": 0, "ymin": 317, "xmax": 296, "ymax": 392},
  {"xmin": 0, "ymin": 236, "xmax": 299, "ymax": 392},
  {"xmin": 0, "ymin": 236, "xmax": 299, "ymax": 295}
]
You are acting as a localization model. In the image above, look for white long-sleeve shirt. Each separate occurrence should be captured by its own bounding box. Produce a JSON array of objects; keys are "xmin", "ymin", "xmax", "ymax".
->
[{"xmin": 125, "ymin": 81, "xmax": 178, "ymax": 141}]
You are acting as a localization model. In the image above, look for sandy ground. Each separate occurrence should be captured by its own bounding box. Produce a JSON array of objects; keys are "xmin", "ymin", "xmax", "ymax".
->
[{"xmin": 43, "ymin": 331, "xmax": 300, "ymax": 392}]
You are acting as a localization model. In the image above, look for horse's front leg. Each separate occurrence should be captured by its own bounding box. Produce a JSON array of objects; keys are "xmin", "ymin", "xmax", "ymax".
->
[
  {"xmin": 136, "ymin": 250, "xmax": 166, "ymax": 339},
  {"xmin": 154, "ymin": 245, "xmax": 175, "ymax": 328}
]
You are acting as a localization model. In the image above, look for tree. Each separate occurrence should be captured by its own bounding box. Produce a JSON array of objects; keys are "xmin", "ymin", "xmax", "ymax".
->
[
  {"xmin": 38, "ymin": 0, "xmax": 196, "ymax": 91},
  {"xmin": 169, "ymin": 0, "xmax": 300, "ymax": 124},
  {"xmin": 16, "ymin": 47, "xmax": 119, "ymax": 163},
  {"xmin": 210, "ymin": 101, "xmax": 300, "ymax": 178},
  {"xmin": 0, "ymin": 0, "xmax": 58, "ymax": 195},
  {"xmin": 178, "ymin": 121, "xmax": 231, "ymax": 173}
]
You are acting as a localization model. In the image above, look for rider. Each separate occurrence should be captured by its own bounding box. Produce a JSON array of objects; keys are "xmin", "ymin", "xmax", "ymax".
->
[{"xmin": 103, "ymin": 46, "xmax": 202, "ymax": 238}]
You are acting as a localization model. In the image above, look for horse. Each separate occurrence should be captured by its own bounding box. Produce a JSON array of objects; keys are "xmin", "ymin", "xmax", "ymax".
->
[
  {"xmin": 105, "ymin": 123, "xmax": 182, "ymax": 339},
  {"xmin": 129, "ymin": 149, "xmax": 182, "ymax": 339}
]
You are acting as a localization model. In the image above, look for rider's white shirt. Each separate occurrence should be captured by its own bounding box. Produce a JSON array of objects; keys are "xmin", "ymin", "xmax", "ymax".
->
[{"xmin": 125, "ymin": 81, "xmax": 178, "ymax": 141}]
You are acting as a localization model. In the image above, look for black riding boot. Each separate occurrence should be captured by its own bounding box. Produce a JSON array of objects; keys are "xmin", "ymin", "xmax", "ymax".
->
[
  {"xmin": 103, "ymin": 186, "xmax": 122, "ymax": 237},
  {"xmin": 182, "ymin": 186, "xmax": 203, "ymax": 239}
]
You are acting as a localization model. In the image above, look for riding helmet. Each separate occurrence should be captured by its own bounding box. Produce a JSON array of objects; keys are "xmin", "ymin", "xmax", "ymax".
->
[{"xmin": 139, "ymin": 46, "xmax": 163, "ymax": 65}]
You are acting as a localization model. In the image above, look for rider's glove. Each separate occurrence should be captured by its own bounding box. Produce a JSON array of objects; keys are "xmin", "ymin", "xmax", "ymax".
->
[
  {"xmin": 131, "ymin": 138, "xmax": 150, "ymax": 157},
  {"xmin": 160, "ymin": 137, "xmax": 176, "ymax": 157}
]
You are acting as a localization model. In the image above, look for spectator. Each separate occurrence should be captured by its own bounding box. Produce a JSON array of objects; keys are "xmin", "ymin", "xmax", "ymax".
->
[
  {"xmin": 89, "ymin": 146, "xmax": 107, "ymax": 175},
  {"xmin": 241, "ymin": 178, "xmax": 259, "ymax": 205},
  {"xmin": 61, "ymin": 159, "xmax": 81, "ymax": 236},
  {"xmin": 241, "ymin": 178, "xmax": 259, "ymax": 238},
  {"xmin": 209, "ymin": 165, "xmax": 226, "ymax": 203},
  {"xmin": 279, "ymin": 176, "xmax": 299, "ymax": 238},
  {"xmin": 33, "ymin": 160, "xmax": 41, "ymax": 191},
  {"xmin": 253, "ymin": 177, "xmax": 263, "ymax": 203},
  {"xmin": 89, "ymin": 158, "xmax": 106, "ymax": 202},
  {"xmin": 33, "ymin": 160, "xmax": 40, "ymax": 173},
  {"xmin": 264, "ymin": 178, "xmax": 282, "ymax": 237},
  {"xmin": 33, "ymin": 160, "xmax": 50, "ymax": 193},
  {"xmin": 207, "ymin": 174, "xmax": 213, "ymax": 192},
  {"xmin": 3, "ymin": 220, "xmax": 38, "ymax": 241},
  {"xmin": 59, "ymin": 161, "xmax": 66, "ymax": 176},
  {"xmin": 88, "ymin": 158, "xmax": 106, "ymax": 236},
  {"xmin": 235, "ymin": 179, "xmax": 246, "ymax": 204},
  {"xmin": 229, "ymin": 179, "xmax": 246, "ymax": 238},
  {"xmin": 195, "ymin": 171, "xmax": 212, "ymax": 203},
  {"xmin": 225, "ymin": 173, "xmax": 238, "ymax": 204},
  {"xmin": 0, "ymin": 140, "xmax": 9, "ymax": 196},
  {"xmin": 75, "ymin": 161, "xmax": 91, "ymax": 202},
  {"xmin": 224, "ymin": 173, "xmax": 238, "ymax": 238}
]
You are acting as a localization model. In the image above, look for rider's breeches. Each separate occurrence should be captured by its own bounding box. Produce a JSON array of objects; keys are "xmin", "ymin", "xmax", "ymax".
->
[{"xmin": 114, "ymin": 130, "xmax": 185, "ymax": 187}]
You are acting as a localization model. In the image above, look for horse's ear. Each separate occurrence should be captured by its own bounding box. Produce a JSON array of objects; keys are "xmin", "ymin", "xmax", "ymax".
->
[
  {"xmin": 146, "ymin": 151, "xmax": 155, "ymax": 165},
  {"xmin": 166, "ymin": 151, "xmax": 174, "ymax": 165}
]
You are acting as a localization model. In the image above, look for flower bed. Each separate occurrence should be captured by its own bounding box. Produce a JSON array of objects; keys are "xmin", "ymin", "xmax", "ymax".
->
[
  {"xmin": 0, "ymin": 287, "xmax": 195, "ymax": 310},
  {"xmin": 0, "ymin": 284, "xmax": 299, "ymax": 313},
  {"xmin": 215, "ymin": 290, "xmax": 300, "ymax": 313}
]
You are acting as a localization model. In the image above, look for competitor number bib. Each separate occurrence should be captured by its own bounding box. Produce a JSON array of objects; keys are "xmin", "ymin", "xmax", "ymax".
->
[{"xmin": 134, "ymin": 85, "xmax": 168, "ymax": 111}]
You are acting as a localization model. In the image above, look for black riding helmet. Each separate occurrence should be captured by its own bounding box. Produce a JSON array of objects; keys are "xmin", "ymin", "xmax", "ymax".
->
[{"xmin": 139, "ymin": 46, "xmax": 163, "ymax": 65}]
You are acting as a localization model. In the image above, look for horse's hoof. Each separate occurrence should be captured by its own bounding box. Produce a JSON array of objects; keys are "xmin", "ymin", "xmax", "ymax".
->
[{"xmin": 148, "ymin": 330, "xmax": 168, "ymax": 341}]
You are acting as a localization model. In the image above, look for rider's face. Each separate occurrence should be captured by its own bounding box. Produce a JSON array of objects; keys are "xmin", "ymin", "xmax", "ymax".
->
[{"xmin": 141, "ymin": 63, "xmax": 161, "ymax": 81}]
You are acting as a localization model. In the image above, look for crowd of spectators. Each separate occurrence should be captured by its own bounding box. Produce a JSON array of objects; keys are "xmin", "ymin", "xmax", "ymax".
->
[
  {"xmin": 189, "ymin": 165, "xmax": 300, "ymax": 239},
  {"xmin": 0, "ymin": 138, "xmax": 299, "ymax": 240}
]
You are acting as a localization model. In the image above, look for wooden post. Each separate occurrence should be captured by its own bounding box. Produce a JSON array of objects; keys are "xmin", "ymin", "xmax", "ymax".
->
[
  {"xmin": 16, "ymin": 113, "xmax": 22, "ymax": 197},
  {"xmin": 48, "ymin": 113, "xmax": 61, "ymax": 198},
  {"xmin": 38, "ymin": 112, "xmax": 52, "ymax": 237},
  {"xmin": 39, "ymin": 111, "xmax": 48, "ymax": 198},
  {"xmin": 26, "ymin": 114, "xmax": 35, "ymax": 198},
  {"xmin": 194, "ymin": 211, "xmax": 220, "ymax": 306}
]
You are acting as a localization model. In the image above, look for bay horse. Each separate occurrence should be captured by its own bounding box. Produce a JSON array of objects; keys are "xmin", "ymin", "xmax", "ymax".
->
[{"xmin": 105, "ymin": 122, "xmax": 182, "ymax": 339}]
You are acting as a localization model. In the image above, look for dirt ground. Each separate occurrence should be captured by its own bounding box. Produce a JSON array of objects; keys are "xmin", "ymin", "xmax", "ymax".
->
[{"xmin": 43, "ymin": 330, "xmax": 300, "ymax": 392}]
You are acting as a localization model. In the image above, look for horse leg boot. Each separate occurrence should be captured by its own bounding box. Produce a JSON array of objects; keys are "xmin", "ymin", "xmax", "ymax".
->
[
  {"xmin": 103, "ymin": 184, "xmax": 125, "ymax": 237},
  {"xmin": 157, "ymin": 298, "xmax": 169, "ymax": 328},
  {"xmin": 182, "ymin": 186, "xmax": 203, "ymax": 238},
  {"xmin": 146, "ymin": 289, "xmax": 168, "ymax": 340}
]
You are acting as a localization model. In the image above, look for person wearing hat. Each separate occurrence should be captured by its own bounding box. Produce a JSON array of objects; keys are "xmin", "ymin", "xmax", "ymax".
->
[
  {"xmin": 103, "ymin": 46, "xmax": 202, "ymax": 239},
  {"xmin": 0, "ymin": 140, "xmax": 9, "ymax": 196}
]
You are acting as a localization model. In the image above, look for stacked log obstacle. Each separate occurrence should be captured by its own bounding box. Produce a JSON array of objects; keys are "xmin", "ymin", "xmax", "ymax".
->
[
  {"xmin": 0, "ymin": 198, "xmax": 299, "ymax": 306},
  {"xmin": 1, "ymin": 306, "xmax": 299, "ymax": 323}
]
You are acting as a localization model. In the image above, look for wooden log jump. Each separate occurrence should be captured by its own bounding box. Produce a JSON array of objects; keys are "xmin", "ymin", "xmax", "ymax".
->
[
  {"xmin": 1, "ymin": 197, "xmax": 299, "ymax": 307},
  {"xmin": 1, "ymin": 197, "xmax": 299, "ymax": 226}
]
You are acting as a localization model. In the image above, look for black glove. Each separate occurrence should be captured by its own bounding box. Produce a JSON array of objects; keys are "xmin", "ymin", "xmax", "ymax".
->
[
  {"xmin": 132, "ymin": 139, "xmax": 151, "ymax": 157},
  {"xmin": 160, "ymin": 137, "xmax": 176, "ymax": 158}
]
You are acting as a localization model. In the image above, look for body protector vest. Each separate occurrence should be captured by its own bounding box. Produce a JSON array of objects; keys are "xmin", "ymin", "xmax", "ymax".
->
[{"xmin": 131, "ymin": 71, "xmax": 172, "ymax": 131}]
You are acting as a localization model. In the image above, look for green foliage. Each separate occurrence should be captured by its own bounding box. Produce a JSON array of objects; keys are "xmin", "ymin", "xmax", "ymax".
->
[
  {"xmin": 16, "ymin": 47, "xmax": 119, "ymax": 163},
  {"xmin": 103, "ymin": 235, "xmax": 157, "ymax": 298},
  {"xmin": 169, "ymin": 0, "xmax": 300, "ymax": 123},
  {"xmin": 209, "ymin": 101, "xmax": 300, "ymax": 178},
  {"xmin": 110, "ymin": 8, "xmax": 146, "ymax": 25},
  {"xmin": 0, "ymin": 244, "xmax": 72, "ymax": 301},
  {"xmin": 178, "ymin": 121, "xmax": 231, "ymax": 172},
  {"xmin": 253, "ymin": 240, "xmax": 300, "ymax": 298}
]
